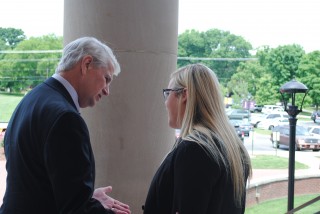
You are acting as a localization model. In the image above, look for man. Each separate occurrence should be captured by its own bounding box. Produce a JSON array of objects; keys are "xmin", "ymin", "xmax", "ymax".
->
[{"xmin": 0, "ymin": 37, "xmax": 131, "ymax": 214}]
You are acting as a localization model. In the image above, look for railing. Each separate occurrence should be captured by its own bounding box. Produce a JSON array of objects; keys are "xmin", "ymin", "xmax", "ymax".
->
[{"xmin": 286, "ymin": 195, "xmax": 320, "ymax": 214}]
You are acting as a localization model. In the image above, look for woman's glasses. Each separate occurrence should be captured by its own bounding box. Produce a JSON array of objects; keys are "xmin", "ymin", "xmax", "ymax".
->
[{"xmin": 162, "ymin": 88, "xmax": 184, "ymax": 100}]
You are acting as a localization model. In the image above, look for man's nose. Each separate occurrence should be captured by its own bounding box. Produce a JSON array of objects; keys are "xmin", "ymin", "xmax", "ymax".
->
[{"xmin": 102, "ymin": 87, "xmax": 109, "ymax": 96}]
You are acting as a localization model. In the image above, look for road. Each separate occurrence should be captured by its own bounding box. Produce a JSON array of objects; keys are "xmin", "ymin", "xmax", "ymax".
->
[
  {"xmin": 243, "ymin": 125, "xmax": 320, "ymax": 161},
  {"xmin": 246, "ymin": 113, "xmax": 319, "ymax": 151},
  {"xmin": 243, "ymin": 131, "xmax": 272, "ymax": 154}
]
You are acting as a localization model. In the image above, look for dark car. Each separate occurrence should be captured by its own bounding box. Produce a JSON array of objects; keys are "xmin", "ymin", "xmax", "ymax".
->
[
  {"xmin": 311, "ymin": 111, "xmax": 320, "ymax": 123},
  {"xmin": 230, "ymin": 119, "xmax": 252, "ymax": 136},
  {"xmin": 229, "ymin": 120, "xmax": 244, "ymax": 142},
  {"xmin": 227, "ymin": 109, "xmax": 250, "ymax": 120},
  {"xmin": 270, "ymin": 125, "xmax": 320, "ymax": 151},
  {"xmin": 250, "ymin": 104, "xmax": 263, "ymax": 113}
]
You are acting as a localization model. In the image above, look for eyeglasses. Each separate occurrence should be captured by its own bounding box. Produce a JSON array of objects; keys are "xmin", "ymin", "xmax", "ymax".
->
[{"xmin": 162, "ymin": 88, "xmax": 184, "ymax": 100}]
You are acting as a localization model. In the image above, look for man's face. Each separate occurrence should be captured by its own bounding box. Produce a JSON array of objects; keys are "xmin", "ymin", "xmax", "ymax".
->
[{"xmin": 78, "ymin": 64, "xmax": 114, "ymax": 108}]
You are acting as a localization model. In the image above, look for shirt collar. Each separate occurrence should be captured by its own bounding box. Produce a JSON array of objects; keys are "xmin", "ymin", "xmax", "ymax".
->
[{"xmin": 52, "ymin": 73, "xmax": 81, "ymax": 112}]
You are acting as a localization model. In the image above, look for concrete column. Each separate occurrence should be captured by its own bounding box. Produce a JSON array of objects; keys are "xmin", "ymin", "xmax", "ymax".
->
[{"xmin": 64, "ymin": 0, "xmax": 178, "ymax": 212}]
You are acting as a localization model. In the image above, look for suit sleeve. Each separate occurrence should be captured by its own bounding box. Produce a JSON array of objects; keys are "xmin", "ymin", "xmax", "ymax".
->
[
  {"xmin": 44, "ymin": 112, "xmax": 114, "ymax": 214},
  {"xmin": 173, "ymin": 141, "xmax": 221, "ymax": 214}
]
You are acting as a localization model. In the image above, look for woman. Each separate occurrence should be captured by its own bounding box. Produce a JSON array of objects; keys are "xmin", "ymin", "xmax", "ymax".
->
[{"xmin": 143, "ymin": 64, "xmax": 252, "ymax": 214}]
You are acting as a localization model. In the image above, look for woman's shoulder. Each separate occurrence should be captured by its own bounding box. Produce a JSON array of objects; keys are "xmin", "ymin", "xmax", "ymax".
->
[
  {"xmin": 173, "ymin": 139, "xmax": 221, "ymax": 173},
  {"xmin": 176, "ymin": 139, "xmax": 199, "ymax": 148},
  {"xmin": 175, "ymin": 139, "xmax": 208, "ymax": 156}
]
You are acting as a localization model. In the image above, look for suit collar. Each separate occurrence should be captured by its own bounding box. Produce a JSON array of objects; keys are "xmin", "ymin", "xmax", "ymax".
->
[{"xmin": 44, "ymin": 77, "xmax": 79, "ymax": 113}]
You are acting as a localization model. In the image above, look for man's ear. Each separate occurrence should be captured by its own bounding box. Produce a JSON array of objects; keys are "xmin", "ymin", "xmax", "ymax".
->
[{"xmin": 81, "ymin": 55, "xmax": 93, "ymax": 74}]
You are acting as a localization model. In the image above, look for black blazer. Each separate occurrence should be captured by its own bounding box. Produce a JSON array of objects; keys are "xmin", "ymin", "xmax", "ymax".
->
[
  {"xmin": 143, "ymin": 140, "xmax": 247, "ymax": 214},
  {"xmin": 0, "ymin": 78, "xmax": 113, "ymax": 214}
]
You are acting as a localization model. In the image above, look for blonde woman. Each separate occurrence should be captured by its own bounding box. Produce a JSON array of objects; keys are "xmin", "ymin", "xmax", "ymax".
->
[{"xmin": 143, "ymin": 64, "xmax": 252, "ymax": 214}]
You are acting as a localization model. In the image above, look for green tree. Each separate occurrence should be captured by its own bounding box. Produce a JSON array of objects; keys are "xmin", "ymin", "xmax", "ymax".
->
[
  {"xmin": 298, "ymin": 51, "xmax": 320, "ymax": 109},
  {"xmin": 233, "ymin": 61, "xmax": 265, "ymax": 97},
  {"xmin": 228, "ymin": 60, "xmax": 278, "ymax": 106},
  {"xmin": 266, "ymin": 44, "xmax": 305, "ymax": 86},
  {"xmin": 254, "ymin": 74, "xmax": 280, "ymax": 105},
  {"xmin": 178, "ymin": 29, "xmax": 253, "ymax": 84},
  {"xmin": 0, "ymin": 34, "xmax": 62, "ymax": 92},
  {"xmin": 256, "ymin": 46, "xmax": 271, "ymax": 67},
  {"xmin": 0, "ymin": 27, "xmax": 26, "ymax": 49},
  {"xmin": 227, "ymin": 73, "xmax": 249, "ymax": 107},
  {"xmin": 0, "ymin": 39, "xmax": 8, "ymax": 61},
  {"xmin": 250, "ymin": 45, "xmax": 308, "ymax": 105},
  {"xmin": 177, "ymin": 29, "xmax": 206, "ymax": 68}
]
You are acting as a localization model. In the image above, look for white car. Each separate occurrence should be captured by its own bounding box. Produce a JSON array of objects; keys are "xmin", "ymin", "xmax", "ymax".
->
[
  {"xmin": 250, "ymin": 112, "xmax": 288, "ymax": 128},
  {"xmin": 261, "ymin": 105, "xmax": 284, "ymax": 114},
  {"xmin": 257, "ymin": 117, "xmax": 289, "ymax": 130}
]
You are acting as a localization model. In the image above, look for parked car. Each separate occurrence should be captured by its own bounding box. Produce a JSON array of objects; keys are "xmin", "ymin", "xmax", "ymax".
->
[
  {"xmin": 257, "ymin": 118, "xmax": 289, "ymax": 130},
  {"xmin": 249, "ymin": 104, "xmax": 263, "ymax": 113},
  {"xmin": 270, "ymin": 125, "xmax": 320, "ymax": 151},
  {"xmin": 229, "ymin": 120, "xmax": 244, "ymax": 142},
  {"xmin": 251, "ymin": 112, "xmax": 289, "ymax": 128},
  {"xmin": 311, "ymin": 111, "xmax": 320, "ymax": 123},
  {"xmin": 229, "ymin": 119, "xmax": 252, "ymax": 136},
  {"xmin": 308, "ymin": 126, "xmax": 320, "ymax": 137},
  {"xmin": 227, "ymin": 109, "xmax": 251, "ymax": 120},
  {"xmin": 261, "ymin": 105, "xmax": 284, "ymax": 114},
  {"xmin": 310, "ymin": 111, "xmax": 320, "ymax": 122}
]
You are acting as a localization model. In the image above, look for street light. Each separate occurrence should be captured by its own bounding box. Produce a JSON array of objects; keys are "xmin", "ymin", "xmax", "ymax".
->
[{"xmin": 279, "ymin": 79, "xmax": 308, "ymax": 212}]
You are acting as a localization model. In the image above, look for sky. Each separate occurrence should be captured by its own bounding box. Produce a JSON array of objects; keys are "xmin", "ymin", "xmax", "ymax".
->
[{"xmin": 0, "ymin": 0, "xmax": 319, "ymax": 53}]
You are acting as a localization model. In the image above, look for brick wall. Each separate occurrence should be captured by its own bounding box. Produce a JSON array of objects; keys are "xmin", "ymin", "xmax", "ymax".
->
[{"xmin": 246, "ymin": 176, "xmax": 320, "ymax": 207}]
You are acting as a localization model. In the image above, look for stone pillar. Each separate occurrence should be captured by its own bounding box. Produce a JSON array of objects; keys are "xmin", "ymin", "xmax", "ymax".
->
[{"xmin": 64, "ymin": 0, "xmax": 178, "ymax": 212}]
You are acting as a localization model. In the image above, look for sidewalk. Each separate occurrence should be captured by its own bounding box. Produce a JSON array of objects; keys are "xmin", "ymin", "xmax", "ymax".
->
[{"xmin": 249, "ymin": 151, "xmax": 320, "ymax": 186}]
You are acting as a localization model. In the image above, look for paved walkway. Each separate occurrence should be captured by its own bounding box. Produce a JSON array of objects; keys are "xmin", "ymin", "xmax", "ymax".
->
[{"xmin": 249, "ymin": 151, "xmax": 320, "ymax": 186}]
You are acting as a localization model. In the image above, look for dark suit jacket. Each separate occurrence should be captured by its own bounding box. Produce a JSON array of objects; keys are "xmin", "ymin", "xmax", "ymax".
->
[
  {"xmin": 0, "ymin": 78, "xmax": 113, "ymax": 214},
  {"xmin": 143, "ymin": 140, "xmax": 248, "ymax": 214}
]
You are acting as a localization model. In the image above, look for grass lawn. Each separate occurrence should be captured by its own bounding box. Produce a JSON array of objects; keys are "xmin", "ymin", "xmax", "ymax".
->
[
  {"xmin": 248, "ymin": 154, "xmax": 317, "ymax": 213},
  {"xmin": 245, "ymin": 194, "xmax": 320, "ymax": 214},
  {"xmin": 253, "ymin": 128, "xmax": 272, "ymax": 135},
  {"xmin": 0, "ymin": 93, "xmax": 24, "ymax": 122},
  {"xmin": 251, "ymin": 155, "xmax": 309, "ymax": 169}
]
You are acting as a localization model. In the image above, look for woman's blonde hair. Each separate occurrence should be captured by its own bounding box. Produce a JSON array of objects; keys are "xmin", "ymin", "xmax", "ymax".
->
[{"xmin": 171, "ymin": 63, "xmax": 252, "ymax": 207}]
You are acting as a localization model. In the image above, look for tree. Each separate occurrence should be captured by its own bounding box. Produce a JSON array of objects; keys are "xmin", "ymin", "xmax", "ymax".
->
[
  {"xmin": 177, "ymin": 29, "xmax": 206, "ymax": 67},
  {"xmin": 178, "ymin": 29, "xmax": 253, "ymax": 84},
  {"xmin": 0, "ymin": 34, "xmax": 62, "ymax": 92},
  {"xmin": 254, "ymin": 74, "xmax": 280, "ymax": 105},
  {"xmin": 0, "ymin": 27, "xmax": 26, "ymax": 49},
  {"xmin": 227, "ymin": 73, "xmax": 249, "ymax": 107},
  {"xmin": 266, "ymin": 44, "xmax": 305, "ymax": 86},
  {"xmin": 298, "ymin": 51, "xmax": 320, "ymax": 109},
  {"xmin": 227, "ymin": 60, "xmax": 280, "ymax": 106},
  {"xmin": 233, "ymin": 61, "xmax": 266, "ymax": 97},
  {"xmin": 256, "ymin": 46, "xmax": 271, "ymax": 67},
  {"xmin": 0, "ymin": 39, "xmax": 8, "ymax": 61}
]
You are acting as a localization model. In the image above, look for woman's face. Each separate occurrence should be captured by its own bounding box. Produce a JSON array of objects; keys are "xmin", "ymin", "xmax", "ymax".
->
[{"xmin": 165, "ymin": 79, "xmax": 186, "ymax": 129}]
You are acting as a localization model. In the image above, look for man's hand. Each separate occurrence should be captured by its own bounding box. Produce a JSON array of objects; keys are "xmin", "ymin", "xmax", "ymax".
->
[{"xmin": 93, "ymin": 186, "xmax": 131, "ymax": 214}]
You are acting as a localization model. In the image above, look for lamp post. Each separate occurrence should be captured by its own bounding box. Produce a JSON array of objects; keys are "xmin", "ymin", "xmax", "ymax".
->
[{"xmin": 279, "ymin": 79, "xmax": 308, "ymax": 212}]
